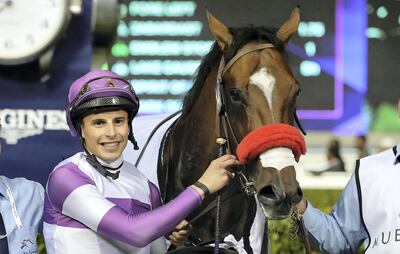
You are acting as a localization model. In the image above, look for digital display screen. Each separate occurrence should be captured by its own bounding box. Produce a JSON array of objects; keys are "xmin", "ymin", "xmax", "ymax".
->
[
  {"xmin": 108, "ymin": 0, "xmax": 371, "ymax": 133},
  {"xmin": 109, "ymin": 1, "xmax": 208, "ymax": 114},
  {"xmin": 109, "ymin": 0, "xmax": 337, "ymax": 112}
]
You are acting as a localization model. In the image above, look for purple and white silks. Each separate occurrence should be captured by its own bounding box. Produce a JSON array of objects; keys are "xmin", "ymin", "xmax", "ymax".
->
[{"xmin": 43, "ymin": 152, "xmax": 201, "ymax": 254}]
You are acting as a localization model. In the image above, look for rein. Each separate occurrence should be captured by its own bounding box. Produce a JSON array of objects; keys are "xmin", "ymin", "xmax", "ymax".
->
[{"xmin": 134, "ymin": 111, "xmax": 182, "ymax": 168}]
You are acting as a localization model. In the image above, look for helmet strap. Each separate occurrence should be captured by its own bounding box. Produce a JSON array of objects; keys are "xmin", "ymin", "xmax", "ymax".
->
[
  {"xmin": 81, "ymin": 139, "xmax": 122, "ymax": 180},
  {"xmin": 128, "ymin": 124, "xmax": 139, "ymax": 150}
]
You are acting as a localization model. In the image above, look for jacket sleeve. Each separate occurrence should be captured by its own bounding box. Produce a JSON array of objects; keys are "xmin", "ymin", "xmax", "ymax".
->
[{"xmin": 302, "ymin": 173, "xmax": 367, "ymax": 253}]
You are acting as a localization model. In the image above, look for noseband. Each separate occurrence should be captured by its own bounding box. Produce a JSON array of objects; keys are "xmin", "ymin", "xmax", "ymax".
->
[
  {"xmin": 214, "ymin": 41, "xmax": 307, "ymax": 207},
  {"xmin": 214, "ymin": 43, "xmax": 290, "ymax": 200}
]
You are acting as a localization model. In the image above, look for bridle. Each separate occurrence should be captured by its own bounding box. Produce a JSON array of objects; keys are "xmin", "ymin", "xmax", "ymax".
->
[
  {"xmin": 213, "ymin": 42, "xmax": 311, "ymax": 254},
  {"xmin": 157, "ymin": 42, "xmax": 311, "ymax": 253},
  {"xmin": 215, "ymin": 43, "xmax": 306, "ymax": 153},
  {"xmin": 215, "ymin": 43, "xmax": 284, "ymax": 196}
]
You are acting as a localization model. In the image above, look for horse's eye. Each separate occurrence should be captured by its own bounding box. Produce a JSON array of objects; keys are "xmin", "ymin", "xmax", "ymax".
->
[
  {"xmin": 229, "ymin": 88, "xmax": 242, "ymax": 102},
  {"xmin": 296, "ymin": 89, "xmax": 301, "ymax": 97}
]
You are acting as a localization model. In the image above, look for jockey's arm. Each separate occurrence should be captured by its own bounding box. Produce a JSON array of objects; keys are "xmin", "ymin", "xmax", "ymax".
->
[{"xmin": 46, "ymin": 165, "xmax": 202, "ymax": 248}]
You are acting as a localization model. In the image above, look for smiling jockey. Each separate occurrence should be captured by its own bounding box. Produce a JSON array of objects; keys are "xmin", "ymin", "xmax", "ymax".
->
[{"xmin": 43, "ymin": 70, "xmax": 239, "ymax": 254}]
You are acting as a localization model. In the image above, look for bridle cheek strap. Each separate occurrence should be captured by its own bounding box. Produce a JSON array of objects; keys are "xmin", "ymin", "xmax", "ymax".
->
[{"xmin": 236, "ymin": 124, "xmax": 306, "ymax": 164}]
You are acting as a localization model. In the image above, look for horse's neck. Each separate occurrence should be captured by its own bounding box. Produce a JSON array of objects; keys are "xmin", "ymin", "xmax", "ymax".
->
[
  {"xmin": 173, "ymin": 70, "xmax": 219, "ymax": 184},
  {"xmin": 168, "ymin": 69, "xmax": 259, "ymax": 243}
]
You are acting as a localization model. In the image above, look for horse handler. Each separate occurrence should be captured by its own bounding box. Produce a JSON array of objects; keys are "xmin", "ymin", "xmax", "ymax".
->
[
  {"xmin": 0, "ymin": 119, "xmax": 44, "ymax": 254},
  {"xmin": 43, "ymin": 70, "xmax": 239, "ymax": 253},
  {"xmin": 296, "ymin": 99, "xmax": 400, "ymax": 253}
]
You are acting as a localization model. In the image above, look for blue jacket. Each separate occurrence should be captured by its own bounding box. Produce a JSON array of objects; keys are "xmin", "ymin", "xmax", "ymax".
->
[{"xmin": 0, "ymin": 176, "xmax": 44, "ymax": 254}]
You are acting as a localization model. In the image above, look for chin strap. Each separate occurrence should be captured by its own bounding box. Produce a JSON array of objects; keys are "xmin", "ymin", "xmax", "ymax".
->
[
  {"xmin": 82, "ymin": 141, "xmax": 122, "ymax": 180},
  {"xmin": 128, "ymin": 123, "xmax": 139, "ymax": 150},
  {"xmin": 128, "ymin": 132, "xmax": 139, "ymax": 150}
]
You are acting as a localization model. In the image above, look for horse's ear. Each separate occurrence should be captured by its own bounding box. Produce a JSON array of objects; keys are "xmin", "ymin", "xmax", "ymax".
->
[
  {"xmin": 206, "ymin": 10, "xmax": 233, "ymax": 51},
  {"xmin": 276, "ymin": 7, "xmax": 301, "ymax": 45}
]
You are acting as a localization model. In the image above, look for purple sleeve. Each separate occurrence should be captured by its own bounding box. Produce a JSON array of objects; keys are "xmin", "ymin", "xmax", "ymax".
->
[
  {"xmin": 97, "ymin": 187, "xmax": 201, "ymax": 247},
  {"xmin": 148, "ymin": 181, "xmax": 162, "ymax": 208},
  {"xmin": 46, "ymin": 162, "xmax": 95, "ymax": 211}
]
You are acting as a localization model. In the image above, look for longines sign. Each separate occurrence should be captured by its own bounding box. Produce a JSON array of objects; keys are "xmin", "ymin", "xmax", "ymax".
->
[{"xmin": 0, "ymin": 109, "xmax": 68, "ymax": 145}]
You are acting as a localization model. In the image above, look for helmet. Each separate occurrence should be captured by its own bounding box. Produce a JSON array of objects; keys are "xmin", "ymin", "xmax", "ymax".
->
[{"xmin": 66, "ymin": 70, "xmax": 139, "ymax": 138}]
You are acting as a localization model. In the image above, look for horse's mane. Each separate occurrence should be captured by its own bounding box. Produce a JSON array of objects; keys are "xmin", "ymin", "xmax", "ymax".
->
[{"xmin": 181, "ymin": 25, "xmax": 285, "ymax": 118}]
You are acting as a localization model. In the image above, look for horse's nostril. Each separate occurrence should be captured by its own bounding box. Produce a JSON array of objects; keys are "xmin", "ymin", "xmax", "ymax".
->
[
  {"xmin": 297, "ymin": 186, "xmax": 303, "ymax": 197},
  {"xmin": 291, "ymin": 193, "xmax": 302, "ymax": 204},
  {"xmin": 259, "ymin": 185, "xmax": 278, "ymax": 200},
  {"xmin": 291, "ymin": 187, "xmax": 303, "ymax": 204}
]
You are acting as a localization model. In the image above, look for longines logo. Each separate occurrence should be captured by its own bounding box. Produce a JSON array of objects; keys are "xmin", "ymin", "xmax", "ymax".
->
[{"xmin": 0, "ymin": 109, "xmax": 68, "ymax": 145}]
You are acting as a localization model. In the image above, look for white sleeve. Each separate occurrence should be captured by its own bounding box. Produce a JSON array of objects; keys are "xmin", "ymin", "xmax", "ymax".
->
[{"xmin": 150, "ymin": 237, "xmax": 168, "ymax": 254}]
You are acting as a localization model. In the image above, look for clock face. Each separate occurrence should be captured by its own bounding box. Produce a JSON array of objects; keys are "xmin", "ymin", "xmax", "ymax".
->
[{"xmin": 0, "ymin": 0, "xmax": 69, "ymax": 65}]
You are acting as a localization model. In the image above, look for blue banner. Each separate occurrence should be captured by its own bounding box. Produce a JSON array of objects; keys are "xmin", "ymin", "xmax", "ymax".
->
[{"xmin": 0, "ymin": 1, "xmax": 92, "ymax": 186}]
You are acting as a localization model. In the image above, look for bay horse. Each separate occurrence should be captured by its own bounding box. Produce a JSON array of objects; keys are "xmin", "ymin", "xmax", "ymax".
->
[{"xmin": 155, "ymin": 8, "xmax": 305, "ymax": 254}]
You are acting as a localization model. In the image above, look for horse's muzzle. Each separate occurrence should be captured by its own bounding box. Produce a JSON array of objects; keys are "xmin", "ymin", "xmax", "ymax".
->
[{"xmin": 256, "ymin": 166, "xmax": 303, "ymax": 219}]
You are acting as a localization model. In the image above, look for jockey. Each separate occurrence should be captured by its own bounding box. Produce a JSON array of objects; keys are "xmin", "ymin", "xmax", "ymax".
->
[
  {"xmin": 43, "ymin": 70, "xmax": 239, "ymax": 253},
  {"xmin": 296, "ymin": 99, "xmax": 400, "ymax": 253}
]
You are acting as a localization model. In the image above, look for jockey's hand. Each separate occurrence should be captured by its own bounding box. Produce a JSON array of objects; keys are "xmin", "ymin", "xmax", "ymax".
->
[
  {"xmin": 169, "ymin": 220, "xmax": 191, "ymax": 246},
  {"xmin": 194, "ymin": 154, "xmax": 240, "ymax": 198}
]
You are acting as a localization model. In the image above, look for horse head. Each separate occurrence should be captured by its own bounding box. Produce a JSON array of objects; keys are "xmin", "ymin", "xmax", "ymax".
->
[
  {"xmin": 207, "ymin": 7, "xmax": 304, "ymax": 220},
  {"xmin": 159, "ymin": 8, "xmax": 306, "ymax": 248}
]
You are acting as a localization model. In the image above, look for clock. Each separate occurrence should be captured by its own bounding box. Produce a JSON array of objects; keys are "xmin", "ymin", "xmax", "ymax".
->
[
  {"xmin": 0, "ymin": 0, "xmax": 82, "ymax": 66},
  {"xmin": 91, "ymin": 0, "xmax": 120, "ymax": 69}
]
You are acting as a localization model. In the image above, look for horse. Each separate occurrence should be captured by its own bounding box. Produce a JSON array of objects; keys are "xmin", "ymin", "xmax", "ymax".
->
[{"xmin": 131, "ymin": 7, "xmax": 306, "ymax": 254}]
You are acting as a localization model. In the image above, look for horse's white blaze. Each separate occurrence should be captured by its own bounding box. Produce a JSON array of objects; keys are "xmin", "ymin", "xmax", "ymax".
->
[
  {"xmin": 249, "ymin": 67, "xmax": 276, "ymax": 122},
  {"xmin": 259, "ymin": 147, "xmax": 296, "ymax": 170}
]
